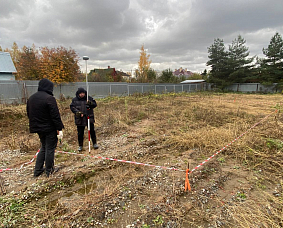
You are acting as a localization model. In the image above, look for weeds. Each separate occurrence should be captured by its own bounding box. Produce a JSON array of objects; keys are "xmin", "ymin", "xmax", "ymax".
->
[
  {"xmin": 236, "ymin": 192, "xmax": 247, "ymax": 200},
  {"xmin": 152, "ymin": 215, "xmax": 164, "ymax": 225},
  {"xmin": 0, "ymin": 198, "xmax": 26, "ymax": 226},
  {"xmin": 266, "ymin": 138, "xmax": 283, "ymax": 150},
  {"xmin": 217, "ymin": 157, "xmax": 226, "ymax": 164},
  {"xmin": 0, "ymin": 93, "xmax": 282, "ymax": 227}
]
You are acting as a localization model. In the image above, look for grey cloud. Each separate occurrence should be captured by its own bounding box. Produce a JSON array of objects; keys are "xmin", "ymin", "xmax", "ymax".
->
[
  {"xmin": 0, "ymin": 0, "xmax": 32, "ymax": 18},
  {"xmin": 1, "ymin": 0, "xmax": 283, "ymax": 73}
]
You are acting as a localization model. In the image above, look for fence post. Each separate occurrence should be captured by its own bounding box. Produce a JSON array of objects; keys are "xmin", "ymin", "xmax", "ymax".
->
[
  {"xmin": 110, "ymin": 84, "xmax": 112, "ymax": 96},
  {"xmin": 22, "ymin": 82, "xmax": 27, "ymax": 104}
]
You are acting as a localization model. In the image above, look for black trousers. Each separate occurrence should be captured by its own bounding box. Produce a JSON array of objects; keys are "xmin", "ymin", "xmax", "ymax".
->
[
  {"xmin": 77, "ymin": 123, "xmax": 97, "ymax": 146},
  {"xmin": 34, "ymin": 131, "xmax": 58, "ymax": 177}
]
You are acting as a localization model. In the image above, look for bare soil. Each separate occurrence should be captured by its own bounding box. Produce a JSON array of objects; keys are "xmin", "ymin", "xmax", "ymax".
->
[{"xmin": 0, "ymin": 92, "xmax": 282, "ymax": 228}]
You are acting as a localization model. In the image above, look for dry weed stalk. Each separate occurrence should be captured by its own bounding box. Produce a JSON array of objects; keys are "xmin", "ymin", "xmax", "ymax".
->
[
  {"xmin": 226, "ymin": 191, "xmax": 283, "ymax": 228},
  {"xmin": 0, "ymin": 175, "xmax": 6, "ymax": 195}
]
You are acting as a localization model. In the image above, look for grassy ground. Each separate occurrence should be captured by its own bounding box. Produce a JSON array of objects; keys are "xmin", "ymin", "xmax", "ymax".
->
[{"xmin": 0, "ymin": 92, "xmax": 282, "ymax": 227}]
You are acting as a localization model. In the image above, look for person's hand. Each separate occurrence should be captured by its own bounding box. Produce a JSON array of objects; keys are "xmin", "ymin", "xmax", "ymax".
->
[
  {"xmin": 57, "ymin": 131, "xmax": 63, "ymax": 140},
  {"xmin": 86, "ymin": 101, "xmax": 93, "ymax": 109},
  {"xmin": 75, "ymin": 111, "xmax": 83, "ymax": 118},
  {"xmin": 86, "ymin": 101, "xmax": 93, "ymax": 106}
]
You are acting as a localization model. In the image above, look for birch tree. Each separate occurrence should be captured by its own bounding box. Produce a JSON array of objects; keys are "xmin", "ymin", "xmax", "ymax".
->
[{"xmin": 138, "ymin": 45, "xmax": 152, "ymax": 82}]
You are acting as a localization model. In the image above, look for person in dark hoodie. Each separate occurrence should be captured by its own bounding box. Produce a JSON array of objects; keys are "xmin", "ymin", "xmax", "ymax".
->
[
  {"xmin": 27, "ymin": 78, "xmax": 64, "ymax": 178},
  {"xmin": 70, "ymin": 87, "xmax": 98, "ymax": 151}
]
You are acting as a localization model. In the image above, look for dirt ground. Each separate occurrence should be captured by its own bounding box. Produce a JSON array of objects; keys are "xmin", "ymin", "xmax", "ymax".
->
[{"xmin": 0, "ymin": 92, "xmax": 282, "ymax": 228}]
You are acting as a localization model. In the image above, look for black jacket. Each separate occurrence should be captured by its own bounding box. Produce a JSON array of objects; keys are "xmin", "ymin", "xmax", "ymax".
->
[
  {"xmin": 70, "ymin": 88, "xmax": 97, "ymax": 126},
  {"xmin": 26, "ymin": 79, "xmax": 64, "ymax": 133}
]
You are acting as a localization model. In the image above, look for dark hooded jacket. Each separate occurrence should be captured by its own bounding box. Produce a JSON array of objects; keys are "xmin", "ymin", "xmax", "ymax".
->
[
  {"xmin": 26, "ymin": 78, "xmax": 64, "ymax": 133},
  {"xmin": 70, "ymin": 87, "xmax": 97, "ymax": 126}
]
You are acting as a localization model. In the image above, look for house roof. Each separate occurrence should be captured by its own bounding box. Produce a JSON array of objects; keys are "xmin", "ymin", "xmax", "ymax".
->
[
  {"xmin": 173, "ymin": 68, "xmax": 193, "ymax": 76},
  {"xmin": 92, "ymin": 67, "xmax": 117, "ymax": 75},
  {"xmin": 0, "ymin": 52, "xmax": 17, "ymax": 73},
  {"xmin": 180, "ymin": 79, "xmax": 205, "ymax": 84},
  {"xmin": 116, "ymin": 70, "xmax": 131, "ymax": 77}
]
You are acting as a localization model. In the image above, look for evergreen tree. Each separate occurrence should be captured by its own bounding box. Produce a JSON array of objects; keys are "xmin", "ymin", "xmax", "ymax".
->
[
  {"xmin": 159, "ymin": 69, "xmax": 174, "ymax": 83},
  {"xmin": 227, "ymin": 35, "xmax": 254, "ymax": 83},
  {"xmin": 206, "ymin": 38, "xmax": 229, "ymax": 89},
  {"xmin": 260, "ymin": 32, "xmax": 283, "ymax": 83},
  {"xmin": 200, "ymin": 69, "xmax": 209, "ymax": 80},
  {"xmin": 146, "ymin": 68, "xmax": 157, "ymax": 83}
]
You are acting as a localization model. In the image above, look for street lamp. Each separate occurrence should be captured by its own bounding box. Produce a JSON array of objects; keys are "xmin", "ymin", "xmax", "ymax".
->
[
  {"xmin": 83, "ymin": 56, "xmax": 89, "ymax": 97},
  {"xmin": 83, "ymin": 56, "xmax": 91, "ymax": 152}
]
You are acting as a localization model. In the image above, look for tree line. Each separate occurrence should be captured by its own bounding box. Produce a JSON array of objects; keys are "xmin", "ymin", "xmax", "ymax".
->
[
  {"xmin": 2, "ymin": 32, "xmax": 282, "ymax": 85},
  {"xmin": 133, "ymin": 45, "xmax": 202, "ymax": 83},
  {"xmin": 133, "ymin": 32, "xmax": 283, "ymax": 86},
  {"xmin": 206, "ymin": 32, "xmax": 283, "ymax": 89}
]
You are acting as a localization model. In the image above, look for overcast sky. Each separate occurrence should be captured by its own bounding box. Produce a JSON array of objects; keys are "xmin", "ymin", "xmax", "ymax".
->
[{"xmin": 1, "ymin": 0, "xmax": 283, "ymax": 74}]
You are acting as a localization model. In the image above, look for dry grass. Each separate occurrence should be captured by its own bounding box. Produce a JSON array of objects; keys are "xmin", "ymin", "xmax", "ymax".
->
[
  {"xmin": 0, "ymin": 92, "xmax": 283, "ymax": 227},
  {"xmin": 226, "ymin": 191, "xmax": 283, "ymax": 227}
]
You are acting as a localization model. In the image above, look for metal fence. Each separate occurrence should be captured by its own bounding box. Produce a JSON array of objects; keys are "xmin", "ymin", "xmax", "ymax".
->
[
  {"xmin": 0, "ymin": 81, "xmax": 207, "ymax": 104},
  {"xmin": 0, "ymin": 81, "xmax": 280, "ymax": 104}
]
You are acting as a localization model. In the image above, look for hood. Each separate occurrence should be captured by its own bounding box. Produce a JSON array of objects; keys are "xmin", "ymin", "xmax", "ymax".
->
[
  {"xmin": 76, "ymin": 87, "xmax": 87, "ymax": 100},
  {"xmin": 38, "ymin": 78, "xmax": 54, "ymax": 95}
]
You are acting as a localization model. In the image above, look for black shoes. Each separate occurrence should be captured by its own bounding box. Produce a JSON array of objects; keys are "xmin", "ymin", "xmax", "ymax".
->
[
  {"xmin": 34, "ymin": 167, "xmax": 59, "ymax": 178},
  {"xmin": 46, "ymin": 167, "xmax": 60, "ymax": 178},
  {"xmin": 78, "ymin": 144, "xmax": 99, "ymax": 150},
  {"xmin": 34, "ymin": 168, "xmax": 45, "ymax": 178},
  {"xmin": 93, "ymin": 144, "xmax": 99, "ymax": 149}
]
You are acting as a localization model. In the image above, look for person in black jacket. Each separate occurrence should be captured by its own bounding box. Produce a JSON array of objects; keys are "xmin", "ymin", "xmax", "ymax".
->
[
  {"xmin": 27, "ymin": 78, "xmax": 64, "ymax": 178},
  {"xmin": 70, "ymin": 87, "xmax": 98, "ymax": 151}
]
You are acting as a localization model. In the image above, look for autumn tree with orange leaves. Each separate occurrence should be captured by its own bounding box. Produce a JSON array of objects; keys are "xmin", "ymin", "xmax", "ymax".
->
[
  {"xmin": 138, "ymin": 45, "xmax": 152, "ymax": 82},
  {"xmin": 40, "ymin": 46, "xmax": 80, "ymax": 83},
  {"xmin": 16, "ymin": 46, "xmax": 41, "ymax": 80},
  {"xmin": 4, "ymin": 42, "xmax": 81, "ymax": 83}
]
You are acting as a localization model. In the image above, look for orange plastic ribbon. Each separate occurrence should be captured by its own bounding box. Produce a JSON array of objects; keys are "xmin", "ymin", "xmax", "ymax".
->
[{"xmin": 184, "ymin": 169, "xmax": 191, "ymax": 191}]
